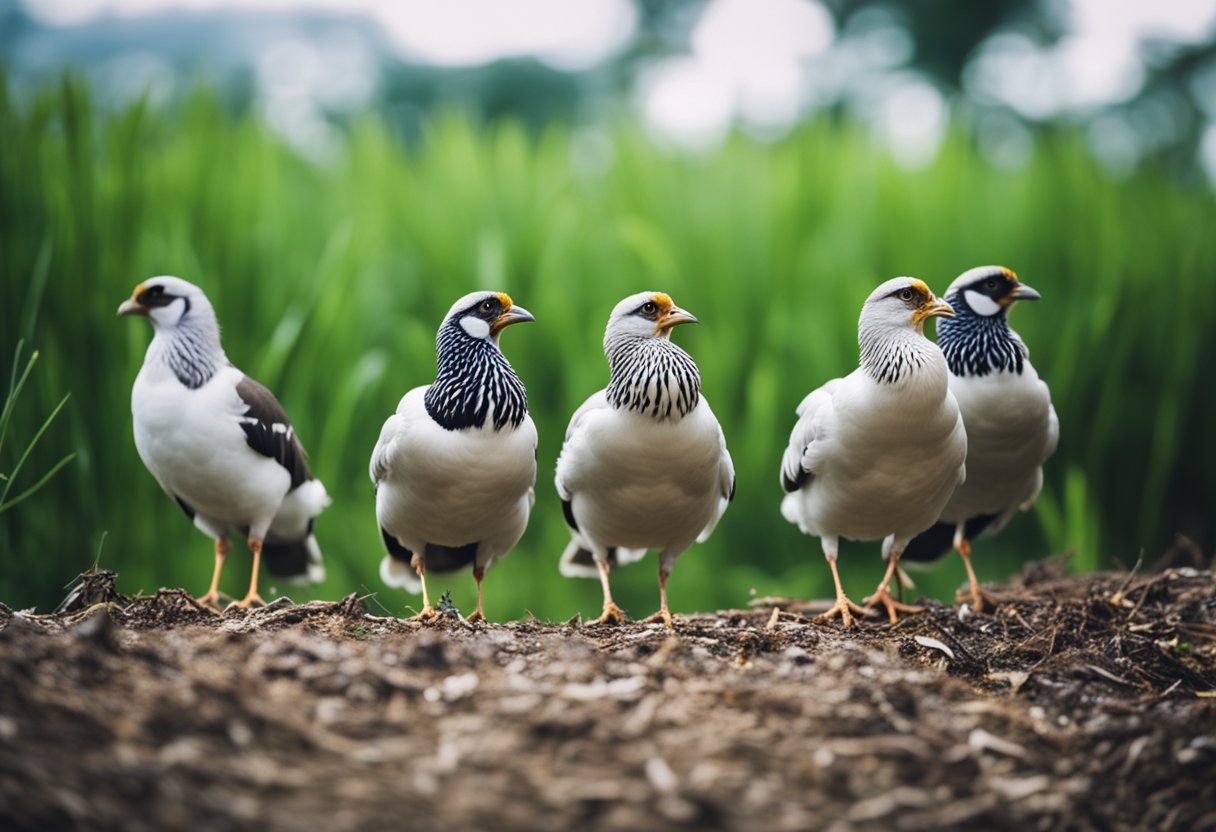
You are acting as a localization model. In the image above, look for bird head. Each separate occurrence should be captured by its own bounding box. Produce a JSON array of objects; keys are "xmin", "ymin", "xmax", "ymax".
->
[
  {"xmin": 117, "ymin": 276, "xmax": 214, "ymax": 331},
  {"xmin": 605, "ymin": 292, "xmax": 698, "ymax": 342},
  {"xmin": 861, "ymin": 277, "xmax": 954, "ymax": 334},
  {"xmin": 944, "ymin": 265, "xmax": 1040, "ymax": 319},
  {"xmin": 442, "ymin": 291, "xmax": 534, "ymax": 344}
]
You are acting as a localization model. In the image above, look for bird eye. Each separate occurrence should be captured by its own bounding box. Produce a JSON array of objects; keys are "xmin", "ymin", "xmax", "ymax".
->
[
  {"xmin": 144, "ymin": 285, "xmax": 163, "ymax": 298},
  {"xmin": 481, "ymin": 300, "xmax": 495, "ymax": 313},
  {"xmin": 899, "ymin": 289, "xmax": 914, "ymax": 301},
  {"xmin": 641, "ymin": 301, "xmax": 658, "ymax": 315},
  {"xmin": 986, "ymin": 279, "xmax": 998, "ymax": 289}
]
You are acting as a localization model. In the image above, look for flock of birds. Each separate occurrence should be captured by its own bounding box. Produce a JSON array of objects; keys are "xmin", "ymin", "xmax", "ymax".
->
[{"xmin": 118, "ymin": 265, "xmax": 1056, "ymax": 627}]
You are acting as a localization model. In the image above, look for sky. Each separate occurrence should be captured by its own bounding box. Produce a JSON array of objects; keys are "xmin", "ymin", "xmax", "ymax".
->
[{"xmin": 16, "ymin": 0, "xmax": 1216, "ymax": 175}]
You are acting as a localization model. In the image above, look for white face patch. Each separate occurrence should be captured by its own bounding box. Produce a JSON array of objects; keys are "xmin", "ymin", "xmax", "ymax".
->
[
  {"xmin": 148, "ymin": 296, "xmax": 188, "ymax": 329},
  {"xmin": 964, "ymin": 289, "xmax": 1002, "ymax": 317},
  {"xmin": 460, "ymin": 315, "xmax": 491, "ymax": 339}
]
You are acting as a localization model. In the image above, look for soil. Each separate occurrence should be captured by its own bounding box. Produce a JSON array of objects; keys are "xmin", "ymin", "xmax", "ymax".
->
[{"xmin": 1, "ymin": 561, "xmax": 1215, "ymax": 832}]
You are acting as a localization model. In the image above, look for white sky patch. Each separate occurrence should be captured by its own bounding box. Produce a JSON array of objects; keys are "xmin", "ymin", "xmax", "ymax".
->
[
  {"xmin": 22, "ymin": 0, "xmax": 638, "ymax": 70},
  {"xmin": 874, "ymin": 74, "xmax": 948, "ymax": 170},
  {"xmin": 640, "ymin": 0, "xmax": 834, "ymax": 147},
  {"xmin": 966, "ymin": 0, "xmax": 1216, "ymax": 119}
]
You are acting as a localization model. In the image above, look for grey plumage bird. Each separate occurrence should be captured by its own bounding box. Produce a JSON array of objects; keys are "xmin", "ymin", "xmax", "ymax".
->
[
  {"xmin": 780, "ymin": 277, "xmax": 966, "ymax": 626},
  {"xmin": 555, "ymin": 292, "xmax": 735, "ymax": 627},
  {"xmin": 119, "ymin": 276, "xmax": 329, "ymax": 610},
  {"xmin": 371, "ymin": 291, "xmax": 537, "ymax": 622},
  {"xmin": 901, "ymin": 266, "xmax": 1058, "ymax": 609}
]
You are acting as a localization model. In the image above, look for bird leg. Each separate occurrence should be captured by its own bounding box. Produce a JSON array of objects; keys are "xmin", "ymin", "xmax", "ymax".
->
[
  {"xmin": 235, "ymin": 537, "xmax": 266, "ymax": 608},
  {"xmin": 466, "ymin": 567, "xmax": 487, "ymax": 623},
  {"xmin": 953, "ymin": 538, "xmax": 993, "ymax": 611},
  {"xmin": 643, "ymin": 568, "xmax": 674, "ymax": 628},
  {"xmin": 814, "ymin": 553, "xmax": 873, "ymax": 628},
  {"xmin": 196, "ymin": 538, "xmax": 230, "ymax": 611},
  {"xmin": 595, "ymin": 558, "xmax": 628, "ymax": 624},
  {"xmin": 862, "ymin": 550, "xmax": 924, "ymax": 624},
  {"xmin": 409, "ymin": 554, "xmax": 439, "ymax": 622}
]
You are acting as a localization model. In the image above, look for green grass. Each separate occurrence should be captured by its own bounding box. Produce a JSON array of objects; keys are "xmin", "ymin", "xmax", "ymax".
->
[{"xmin": 1, "ymin": 74, "xmax": 1213, "ymax": 619}]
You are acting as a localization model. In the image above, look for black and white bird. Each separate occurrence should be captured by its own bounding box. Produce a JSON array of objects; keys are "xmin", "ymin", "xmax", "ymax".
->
[
  {"xmin": 780, "ymin": 277, "xmax": 966, "ymax": 626},
  {"xmin": 901, "ymin": 266, "xmax": 1058, "ymax": 609},
  {"xmin": 371, "ymin": 291, "xmax": 536, "ymax": 622},
  {"xmin": 119, "ymin": 276, "xmax": 329, "ymax": 609},
  {"xmin": 555, "ymin": 292, "xmax": 735, "ymax": 627}
]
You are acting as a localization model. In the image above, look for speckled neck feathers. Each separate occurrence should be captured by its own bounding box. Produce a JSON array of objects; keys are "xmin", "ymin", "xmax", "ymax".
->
[
  {"xmin": 425, "ymin": 320, "xmax": 528, "ymax": 432},
  {"xmin": 858, "ymin": 324, "xmax": 941, "ymax": 386},
  {"xmin": 605, "ymin": 334, "xmax": 701, "ymax": 421},
  {"xmin": 937, "ymin": 293, "xmax": 1027, "ymax": 377},
  {"xmin": 147, "ymin": 304, "xmax": 225, "ymax": 390}
]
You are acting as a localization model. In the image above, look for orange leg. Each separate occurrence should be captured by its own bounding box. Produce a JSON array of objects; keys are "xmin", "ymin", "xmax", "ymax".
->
[
  {"xmin": 862, "ymin": 550, "xmax": 924, "ymax": 624},
  {"xmin": 814, "ymin": 554, "xmax": 873, "ymax": 628},
  {"xmin": 643, "ymin": 568, "xmax": 674, "ymax": 628},
  {"xmin": 595, "ymin": 558, "xmax": 627, "ymax": 624},
  {"xmin": 956, "ymin": 538, "xmax": 988, "ymax": 611},
  {"xmin": 197, "ymin": 538, "xmax": 230, "ymax": 610},
  {"xmin": 235, "ymin": 537, "xmax": 266, "ymax": 608},
  {"xmin": 466, "ymin": 567, "xmax": 487, "ymax": 623},
  {"xmin": 409, "ymin": 553, "xmax": 439, "ymax": 622}
]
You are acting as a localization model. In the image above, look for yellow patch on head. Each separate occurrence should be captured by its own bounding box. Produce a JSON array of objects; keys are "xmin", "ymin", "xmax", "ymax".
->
[
  {"xmin": 909, "ymin": 279, "xmax": 931, "ymax": 297},
  {"xmin": 496, "ymin": 292, "xmax": 513, "ymax": 310},
  {"xmin": 132, "ymin": 282, "xmax": 146, "ymax": 299},
  {"xmin": 651, "ymin": 293, "xmax": 674, "ymax": 314},
  {"xmin": 1000, "ymin": 267, "xmax": 1018, "ymax": 282}
]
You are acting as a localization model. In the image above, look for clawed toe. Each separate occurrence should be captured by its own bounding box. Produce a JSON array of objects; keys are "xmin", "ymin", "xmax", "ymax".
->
[
  {"xmin": 814, "ymin": 597, "xmax": 875, "ymax": 628},
  {"xmin": 861, "ymin": 590, "xmax": 924, "ymax": 624},
  {"xmin": 595, "ymin": 602, "xmax": 628, "ymax": 625}
]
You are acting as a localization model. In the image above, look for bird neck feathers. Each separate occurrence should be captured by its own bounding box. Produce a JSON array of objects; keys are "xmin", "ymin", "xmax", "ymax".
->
[
  {"xmin": 425, "ymin": 322, "xmax": 528, "ymax": 432},
  {"xmin": 858, "ymin": 323, "xmax": 944, "ymax": 387},
  {"xmin": 146, "ymin": 310, "xmax": 225, "ymax": 390},
  {"xmin": 936, "ymin": 298, "xmax": 1027, "ymax": 377},
  {"xmin": 605, "ymin": 335, "xmax": 701, "ymax": 421}
]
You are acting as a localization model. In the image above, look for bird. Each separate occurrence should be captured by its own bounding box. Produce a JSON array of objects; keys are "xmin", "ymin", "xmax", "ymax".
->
[
  {"xmin": 779, "ymin": 277, "xmax": 967, "ymax": 626},
  {"xmin": 901, "ymin": 266, "xmax": 1058, "ymax": 610},
  {"xmin": 371, "ymin": 291, "xmax": 536, "ymax": 622},
  {"xmin": 555, "ymin": 292, "xmax": 735, "ymax": 627},
  {"xmin": 119, "ymin": 276, "xmax": 330, "ymax": 610}
]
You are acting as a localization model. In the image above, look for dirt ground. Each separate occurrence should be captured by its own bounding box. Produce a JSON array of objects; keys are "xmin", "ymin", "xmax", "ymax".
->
[{"xmin": 1, "ymin": 560, "xmax": 1214, "ymax": 832}]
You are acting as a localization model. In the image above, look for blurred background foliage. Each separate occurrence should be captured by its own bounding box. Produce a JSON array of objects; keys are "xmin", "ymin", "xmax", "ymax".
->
[{"xmin": 0, "ymin": 0, "xmax": 1214, "ymax": 619}]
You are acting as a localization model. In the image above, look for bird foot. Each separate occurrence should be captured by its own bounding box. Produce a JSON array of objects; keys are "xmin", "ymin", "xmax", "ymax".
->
[
  {"xmin": 465, "ymin": 609, "xmax": 486, "ymax": 624},
  {"xmin": 861, "ymin": 588, "xmax": 923, "ymax": 624},
  {"xmin": 234, "ymin": 592, "xmax": 266, "ymax": 609},
  {"xmin": 194, "ymin": 592, "xmax": 223, "ymax": 613},
  {"xmin": 814, "ymin": 596, "xmax": 875, "ymax": 629},
  {"xmin": 595, "ymin": 602, "xmax": 628, "ymax": 625},
  {"xmin": 954, "ymin": 586, "xmax": 999, "ymax": 612},
  {"xmin": 409, "ymin": 605, "xmax": 441, "ymax": 623},
  {"xmin": 643, "ymin": 608, "xmax": 675, "ymax": 629}
]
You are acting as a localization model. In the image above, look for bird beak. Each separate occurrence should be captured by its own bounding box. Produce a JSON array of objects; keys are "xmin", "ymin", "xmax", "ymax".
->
[
  {"xmin": 117, "ymin": 297, "xmax": 147, "ymax": 317},
  {"xmin": 1004, "ymin": 282, "xmax": 1041, "ymax": 304},
  {"xmin": 912, "ymin": 297, "xmax": 954, "ymax": 325},
  {"xmin": 491, "ymin": 304, "xmax": 535, "ymax": 336},
  {"xmin": 658, "ymin": 306, "xmax": 699, "ymax": 331}
]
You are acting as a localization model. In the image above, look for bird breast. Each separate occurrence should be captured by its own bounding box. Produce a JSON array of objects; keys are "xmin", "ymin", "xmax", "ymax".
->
[
  {"xmin": 132, "ymin": 365, "xmax": 291, "ymax": 527},
  {"xmin": 939, "ymin": 365, "xmax": 1054, "ymax": 521},
  {"xmin": 561, "ymin": 399, "xmax": 723, "ymax": 550},
  {"xmin": 376, "ymin": 388, "xmax": 537, "ymax": 548}
]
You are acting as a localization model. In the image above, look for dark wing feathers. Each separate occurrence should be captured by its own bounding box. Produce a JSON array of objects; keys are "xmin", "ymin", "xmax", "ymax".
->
[
  {"xmin": 380, "ymin": 528, "xmax": 480, "ymax": 575},
  {"xmin": 236, "ymin": 376, "xmax": 311, "ymax": 489}
]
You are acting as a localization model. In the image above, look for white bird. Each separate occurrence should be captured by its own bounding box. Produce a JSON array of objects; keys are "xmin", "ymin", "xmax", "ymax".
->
[
  {"xmin": 555, "ymin": 292, "xmax": 735, "ymax": 627},
  {"xmin": 901, "ymin": 266, "xmax": 1058, "ymax": 610},
  {"xmin": 779, "ymin": 277, "xmax": 966, "ymax": 626},
  {"xmin": 371, "ymin": 291, "xmax": 536, "ymax": 622},
  {"xmin": 119, "ymin": 276, "xmax": 330, "ymax": 610}
]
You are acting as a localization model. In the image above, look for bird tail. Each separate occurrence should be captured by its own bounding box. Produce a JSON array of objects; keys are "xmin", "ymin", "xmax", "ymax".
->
[
  {"xmin": 379, "ymin": 527, "xmax": 421, "ymax": 593},
  {"xmin": 902, "ymin": 514, "xmax": 999, "ymax": 564},
  {"xmin": 262, "ymin": 533, "xmax": 326, "ymax": 585},
  {"xmin": 558, "ymin": 539, "xmax": 647, "ymax": 578}
]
